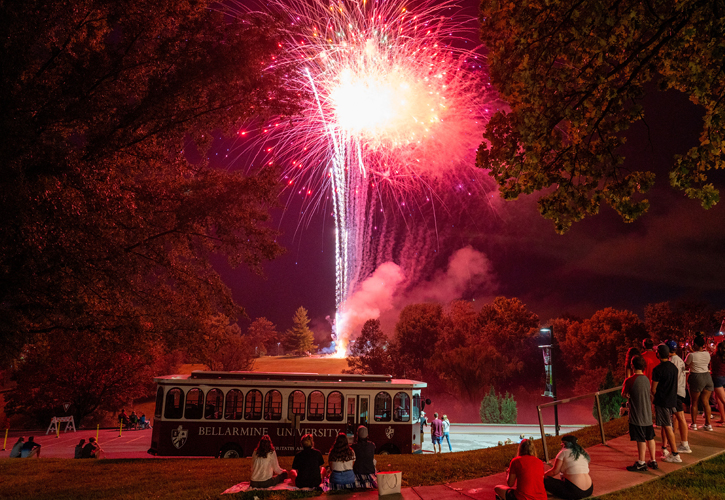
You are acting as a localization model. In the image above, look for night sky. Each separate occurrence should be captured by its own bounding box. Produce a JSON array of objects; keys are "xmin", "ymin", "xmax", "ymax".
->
[{"xmin": 215, "ymin": 85, "xmax": 725, "ymax": 342}]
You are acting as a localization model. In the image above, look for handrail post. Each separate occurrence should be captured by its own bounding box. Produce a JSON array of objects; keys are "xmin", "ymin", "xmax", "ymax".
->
[
  {"xmin": 537, "ymin": 405, "xmax": 549, "ymax": 464},
  {"xmin": 594, "ymin": 393, "xmax": 606, "ymax": 445}
]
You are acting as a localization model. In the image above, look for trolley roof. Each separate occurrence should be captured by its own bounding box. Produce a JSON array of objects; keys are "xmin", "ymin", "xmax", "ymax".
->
[{"xmin": 154, "ymin": 371, "xmax": 427, "ymax": 389}]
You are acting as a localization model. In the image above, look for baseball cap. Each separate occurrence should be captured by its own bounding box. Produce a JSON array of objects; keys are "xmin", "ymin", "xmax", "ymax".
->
[{"xmin": 665, "ymin": 340, "xmax": 677, "ymax": 352}]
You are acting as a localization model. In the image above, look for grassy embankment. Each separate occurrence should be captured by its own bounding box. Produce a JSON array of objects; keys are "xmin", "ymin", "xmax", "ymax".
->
[{"xmin": 0, "ymin": 417, "xmax": 628, "ymax": 500}]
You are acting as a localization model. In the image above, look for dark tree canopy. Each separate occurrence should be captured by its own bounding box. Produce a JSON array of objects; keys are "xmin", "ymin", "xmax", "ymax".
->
[
  {"xmin": 478, "ymin": 0, "xmax": 725, "ymax": 232},
  {"xmin": 0, "ymin": 0, "xmax": 300, "ymax": 361}
]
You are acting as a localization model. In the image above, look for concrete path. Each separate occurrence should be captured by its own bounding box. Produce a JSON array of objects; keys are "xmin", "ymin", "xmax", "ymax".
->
[{"xmin": 330, "ymin": 417, "xmax": 725, "ymax": 499}]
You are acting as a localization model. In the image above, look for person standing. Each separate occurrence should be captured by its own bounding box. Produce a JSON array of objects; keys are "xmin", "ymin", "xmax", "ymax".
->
[
  {"xmin": 419, "ymin": 411, "xmax": 428, "ymax": 445},
  {"xmin": 624, "ymin": 347, "xmax": 641, "ymax": 379},
  {"xmin": 685, "ymin": 335, "xmax": 714, "ymax": 431},
  {"xmin": 494, "ymin": 439, "xmax": 546, "ymax": 500},
  {"xmin": 665, "ymin": 340, "xmax": 691, "ymax": 453},
  {"xmin": 651, "ymin": 344, "xmax": 682, "ymax": 463},
  {"xmin": 291, "ymin": 434, "xmax": 324, "ymax": 489},
  {"xmin": 710, "ymin": 341, "xmax": 725, "ymax": 425},
  {"xmin": 442, "ymin": 415, "xmax": 452, "ymax": 452},
  {"xmin": 430, "ymin": 413, "xmax": 443, "ymax": 454},
  {"xmin": 622, "ymin": 356, "xmax": 658, "ymax": 471},
  {"xmin": 641, "ymin": 339, "xmax": 659, "ymax": 382}
]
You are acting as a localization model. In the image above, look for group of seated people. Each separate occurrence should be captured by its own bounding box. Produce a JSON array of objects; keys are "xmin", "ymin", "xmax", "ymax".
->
[
  {"xmin": 118, "ymin": 409, "xmax": 151, "ymax": 430},
  {"xmin": 249, "ymin": 425, "xmax": 377, "ymax": 491},
  {"xmin": 8, "ymin": 436, "xmax": 41, "ymax": 458},
  {"xmin": 495, "ymin": 435, "xmax": 593, "ymax": 500},
  {"xmin": 73, "ymin": 437, "xmax": 105, "ymax": 459}
]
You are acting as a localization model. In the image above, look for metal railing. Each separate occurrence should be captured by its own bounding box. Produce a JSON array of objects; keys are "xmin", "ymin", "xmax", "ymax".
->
[{"xmin": 537, "ymin": 385, "xmax": 623, "ymax": 464}]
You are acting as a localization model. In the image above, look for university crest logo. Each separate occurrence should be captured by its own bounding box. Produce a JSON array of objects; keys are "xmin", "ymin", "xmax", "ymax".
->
[
  {"xmin": 385, "ymin": 426, "xmax": 394, "ymax": 439},
  {"xmin": 171, "ymin": 425, "xmax": 188, "ymax": 449}
]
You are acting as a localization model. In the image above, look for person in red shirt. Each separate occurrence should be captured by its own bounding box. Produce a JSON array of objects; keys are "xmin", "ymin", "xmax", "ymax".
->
[
  {"xmin": 494, "ymin": 439, "xmax": 547, "ymax": 500},
  {"xmin": 641, "ymin": 339, "xmax": 659, "ymax": 382}
]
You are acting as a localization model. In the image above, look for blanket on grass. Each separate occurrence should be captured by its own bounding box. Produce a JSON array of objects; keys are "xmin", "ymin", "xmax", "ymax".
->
[{"xmin": 222, "ymin": 479, "xmax": 317, "ymax": 495}]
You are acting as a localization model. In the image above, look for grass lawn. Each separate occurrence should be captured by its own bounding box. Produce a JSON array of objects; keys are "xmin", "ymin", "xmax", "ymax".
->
[
  {"xmin": 0, "ymin": 418, "xmax": 629, "ymax": 500},
  {"xmin": 251, "ymin": 356, "xmax": 349, "ymax": 375}
]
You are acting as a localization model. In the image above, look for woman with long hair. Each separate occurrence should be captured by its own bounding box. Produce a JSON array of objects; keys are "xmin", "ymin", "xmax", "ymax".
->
[
  {"xmin": 327, "ymin": 432, "xmax": 357, "ymax": 489},
  {"xmin": 250, "ymin": 435, "xmax": 288, "ymax": 488},
  {"xmin": 494, "ymin": 439, "xmax": 546, "ymax": 500},
  {"xmin": 442, "ymin": 415, "xmax": 452, "ymax": 452},
  {"xmin": 710, "ymin": 341, "xmax": 725, "ymax": 426},
  {"xmin": 544, "ymin": 435, "xmax": 593, "ymax": 499},
  {"xmin": 624, "ymin": 347, "xmax": 641, "ymax": 378},
  {"xmin": 685, "ymin": 334, "xmax": 714, "ymax": 431}
]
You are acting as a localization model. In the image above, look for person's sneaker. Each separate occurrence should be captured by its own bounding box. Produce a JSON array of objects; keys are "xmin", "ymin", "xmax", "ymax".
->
[
  {"xmin": 703, "ymin": 424, "xmax": 714, "ymax": 431},
  {"xmin": 661, "ymin": 448, "xmax": 670, "ymax": 458},
  {"xmin": 647, "ymin": 460, "xmax": 658, "ymax": 470},
  {"xmin": 664, "ymin": 454, "xmax": 683, "ymax": 463},
  {"xmin": 627, "ymin": 461, "xmax": 648, "ymax": 472},
  {"xmin": 677, "ymin": 443, "xmax": 693, "ymax": 454},
  {"xmin": 690, "ymin": 423, "xmax": 698, "ymax": 430}
]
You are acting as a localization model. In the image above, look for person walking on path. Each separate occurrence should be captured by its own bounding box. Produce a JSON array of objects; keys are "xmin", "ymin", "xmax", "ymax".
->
[
  {"xmin": 665, "ymin": 340, "xmax": 691, "ymax": 453},
  {"xmin": 623, "ymin": 355, "xmax": 658, "ymax": 471},
  {"xmin": 442, "ymin": 415, "xmax": 452, "ymax": 452},
  {"xmin": 430, "ymin": 413, "xmax": 443, "ymax": 454},
  {"xmin": 652, "ymin": 344, "xmax": 682, "ymax": 463},
  {"xmin": 494, "ymin": 438, "xmax": 546, "ymax": 500},
  {"xmin": 544, "ymin": 435, "xmax": 593, "ymax": 500},
  {"xmin": 710, "ymin": 341, "xmax": 725, "ymax": 425},
  {"xmin": 685, "ymin": 334, "xmax": 714, "ymax": 431}
]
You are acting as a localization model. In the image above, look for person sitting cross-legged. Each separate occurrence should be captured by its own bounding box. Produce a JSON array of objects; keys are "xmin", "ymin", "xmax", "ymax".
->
[
  {"xmin": 326, "ymin": 432, "xmax": 357, "ymax": 490},
  {"xmin": 494, "ymin": 439, "xmax": 546, "ymax": 500},
  {"xmin": 250, "ymin": 435, "xmax": 288, "ymax": 488},
  {"xmin": 290, "ymin": 434, "xmax": 325, "ymax": 489},
  {"xmin": 351, "ymin": 426, "xmax": 377, "ymax": 489}
]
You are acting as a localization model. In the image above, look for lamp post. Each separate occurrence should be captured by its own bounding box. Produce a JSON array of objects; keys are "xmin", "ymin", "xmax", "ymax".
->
[
  {"xmin": 277, "ymin": 342, "xmax": 281, "ymax": 357},
  {"xmin": 539, "ymin": 327, "xmax": 560, "ymax": 436}
]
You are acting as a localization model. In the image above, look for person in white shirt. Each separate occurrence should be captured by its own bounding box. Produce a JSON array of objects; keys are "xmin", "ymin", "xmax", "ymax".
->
[
  {"xmin": 685, "ymin": 335, "xmax": 714, "ymax": 431},
  {"xmin": 250, "ymin": 435, "xmax": 288, "ymax": 488},
  {"xmin": 666, "ymin": 340, "xmax": 691, "ymax": 453},
  {"xmin": 442, "ymin": 415, "xmax": 452, "ymax": 452}
]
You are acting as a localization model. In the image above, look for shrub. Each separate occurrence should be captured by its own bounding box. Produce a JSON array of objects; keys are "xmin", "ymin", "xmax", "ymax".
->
[
  {"xmin": 592, "ymin": 370, "xmax": 626, "ymax": 422},
  {"xmin": 479, "ymin": 387, "xmax": 518, "ymax": 424},
  {"xmin": 500, "ymin": 392, "xmax": 518, "ymax": 424}
]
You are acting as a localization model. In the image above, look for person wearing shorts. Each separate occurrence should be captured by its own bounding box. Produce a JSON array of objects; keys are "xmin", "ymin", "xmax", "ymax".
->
[
  {"xmin": 623, "ymin": 355, "xmax": 658, "ymax": 471},
  {"xmin": 711, "ymin": 341, "xmax": 725, "ymax": 425},
  {"xmin": 666, "ymin": 340, "xmax": 691, "ymax": 453},
  {"xmin": 686, "ymin": 335, "xmax": 714, "ymax": 431},
  {"xmin": 651, "ymin": 344, "xmax": 681, "ymax": 463},
  {"xmin": 430, "ymin": 413, "xmax": 443, "ymax": 454}
]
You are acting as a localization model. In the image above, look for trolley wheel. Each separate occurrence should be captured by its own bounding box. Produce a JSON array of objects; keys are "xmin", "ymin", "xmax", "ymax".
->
[
  {"xmin": 219, "ymin": 443, "xmax": 243, "ymax": 459},
  {"xmin": 377, "ymin": 444, "xmax": 400, "ymax": 455}
]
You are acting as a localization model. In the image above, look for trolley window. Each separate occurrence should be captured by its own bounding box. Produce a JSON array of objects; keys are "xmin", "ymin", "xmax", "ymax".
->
[
  {"xmin": 393, "ymin": 392, "xmax": 410, "ymax": 422},
  {"xmin": 245, "ymin": 389, "xmax": 263, "ymax": 420},
  {"xmin": 205, "ymin": 388, "xmax": 223, "ymax": 420},
  {"xmin": 308, "ymin": 391, "xmax": 325, "ymax": 421},
  {"xmin": 225, "ymin": 389, "xmax": 244, "ymax": 420},
  {"xmin": 374, "ymin": 391, "xmax": 392, "ymax": 422},
  {"xmin": 185, "ymin": 388, "xmax": 204, "ymax": 420},
  {"xmin": 326, "ymin": 391, "xmax": 343, "ymax": 421},
  {"xmin": 264, "ymin": 390, "xmax": 282, "ymax": 420},
  {"xmin": 288, "ymin": 390, "xmax": 306, "ymax": 420},
  {"xmin": 164, "ymin": 387, "xmax": 184, "ymax": 419},
  {"xmin": 412, "ymin": 394, "xmax": 421, "ymax": 422},
  {"xmin": 154, "ymin": 387, "xmax": 164, "ymax": 418}
]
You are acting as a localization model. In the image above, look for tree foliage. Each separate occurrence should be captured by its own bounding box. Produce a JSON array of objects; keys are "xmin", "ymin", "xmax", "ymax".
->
[
  {"xmin": 479, "ymin": 386, "xmax": 518, "ymax": 424},
  {"xmin": 0, "ymin": 0, "xmax": 300, "ymax": 362},
  {"xmin": 247, "ymin": 317, "xmax": 280, "ymax": 356},
  {"xmin": 195, "ymin": 315, "xmax": 255, "ymax": 371},
  {"xmin": 284, "ymin": 307, "xmax": 314, "ymax": 355},
  {"xmin": 392, "ymin": 303, "xmax": 444, "ymax": 379},
  {"xmin": 478, "ymin": 0, "xmax": 725, "ymax": 232},
  {"xmin": 644, "ymin": 299, "xmax": 717, "ymax": 342},
  {"xmin": 345, "ymin": 319, "xmax": 393, "ymax": 374}
]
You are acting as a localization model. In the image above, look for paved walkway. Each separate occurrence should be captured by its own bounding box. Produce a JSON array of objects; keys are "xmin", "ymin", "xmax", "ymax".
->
[{"xmin": 330, "ymin": 417, "xmax": 725, "ymax": 499}]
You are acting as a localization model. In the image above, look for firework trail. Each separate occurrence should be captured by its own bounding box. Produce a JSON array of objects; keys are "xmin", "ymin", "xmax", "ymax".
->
[{"xmin": 232, "ymin": 0, "xmax": 493, "ymax": 355}]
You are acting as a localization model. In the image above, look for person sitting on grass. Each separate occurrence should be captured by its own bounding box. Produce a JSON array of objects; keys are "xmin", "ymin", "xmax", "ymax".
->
[
  {"xmin": 351, "ymin": 425, "xmax": 377, "ymax": 489},
  {"xmin": 249, "ymin": 435, "xmax": 288, "ymax": 488},
  {"xmin": 494, "ymin": 438, "xmax": 546, "ymax": 500},
  {"xmin": 20, "ymin": 436, "xmax": 41, "ymax": 458},
  {"xmin": 623, "ymin": 355, "xmax": 658, "ymax": 471},
  {"xmin": 544, "ymin": 435, "xmax": 593, "ymax": 500},
  {"xmin": 9, "ymin": 437, "xmax": 24, "ymax": 458},
  {"xmin": 74, "ymin": 439, "xmax": 86, "ymax": 459},
  {"xmin": 291, "ymin": 434, "xmax": 325, "ymax": 490},
  {"xmin": 326, "ymin": 432, "xmax": 357, "ymax": 490},
  {"xmin": 81, "ymin": 437, "xmax": 104, "ymax": 459}
]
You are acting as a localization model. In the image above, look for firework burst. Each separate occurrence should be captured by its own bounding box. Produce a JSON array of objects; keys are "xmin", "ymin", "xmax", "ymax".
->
[{"xmin": 231, "ymin": 0, "xmax": 493, "ymax": 355}]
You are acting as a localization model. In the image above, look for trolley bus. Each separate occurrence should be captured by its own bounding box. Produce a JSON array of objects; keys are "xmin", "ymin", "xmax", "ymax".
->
[{"xmin": 148, "ymin": 371, "xmax": 428, "ymax": 457}]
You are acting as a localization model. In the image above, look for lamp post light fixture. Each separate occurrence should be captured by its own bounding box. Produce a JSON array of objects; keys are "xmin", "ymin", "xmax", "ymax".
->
[{"xmin": 277, "ymin": 342, "xmax": 281, "ymax": 356}]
